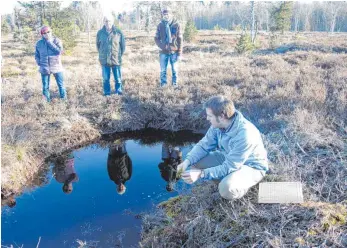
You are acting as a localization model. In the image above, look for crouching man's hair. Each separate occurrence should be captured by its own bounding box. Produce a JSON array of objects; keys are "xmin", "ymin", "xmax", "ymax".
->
[{"xmin": 204, "ymin": 95, "xmax": 235, "ymax": 119}]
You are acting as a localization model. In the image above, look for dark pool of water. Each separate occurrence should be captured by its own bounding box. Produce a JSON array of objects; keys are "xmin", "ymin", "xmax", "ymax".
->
[{"xmin": 1, "ymin": 131, "xmax": 201, "ymax": 247}]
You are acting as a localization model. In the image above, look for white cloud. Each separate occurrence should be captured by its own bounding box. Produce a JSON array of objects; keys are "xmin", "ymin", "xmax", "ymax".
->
[{"xmin": 99, "ymin": 1, "xmax": 134, "ymax": 15}]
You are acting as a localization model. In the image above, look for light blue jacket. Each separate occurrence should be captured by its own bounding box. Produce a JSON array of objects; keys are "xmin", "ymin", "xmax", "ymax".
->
[{"xmin": 186, "ymin": 110, "xmax": 268, "ymax": 180}]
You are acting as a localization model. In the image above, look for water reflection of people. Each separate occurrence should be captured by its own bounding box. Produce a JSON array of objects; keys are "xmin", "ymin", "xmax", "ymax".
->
[
  {"xmin": 1, "ymin": 191, "xmax": 16, "ymax": 208},
  {"xmin": 52, "ymin": 152, "xmax": 78, "ymax": 194},
  {"xmin": 158, "ymin": 143, "xmax": 182, "ymax": 192},
  {"xmin": 107, "ymin": 140, "xmax": 132, "ymax": 195}
]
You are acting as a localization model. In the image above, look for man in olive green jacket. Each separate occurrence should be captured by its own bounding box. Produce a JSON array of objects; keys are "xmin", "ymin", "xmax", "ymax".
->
[{"xmin": 96, "ymin": 14, "xmax": 126, "ymax": 96}]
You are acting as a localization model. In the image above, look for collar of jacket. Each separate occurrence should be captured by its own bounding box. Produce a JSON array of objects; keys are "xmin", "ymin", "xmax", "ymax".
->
[
  {"xmin": 162, "ymin": 19, "xmax": 172, "ymax": 25},
  {"xmin": 162, "ymin": 18, "xmax": 178, "ymax": 26},
  {"xmin": 102, "ymin": 25, "xmax": 118, "ymax": 34},
  {"xmin": 220, "ymin": 110, "xmax": 239, "ymax": 134}
]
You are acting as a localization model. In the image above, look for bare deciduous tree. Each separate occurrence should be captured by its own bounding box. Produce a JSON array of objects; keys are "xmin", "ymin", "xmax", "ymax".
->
[{"xmin": 323, "ymin": 1, "xmax": 343, "ymax": 33}]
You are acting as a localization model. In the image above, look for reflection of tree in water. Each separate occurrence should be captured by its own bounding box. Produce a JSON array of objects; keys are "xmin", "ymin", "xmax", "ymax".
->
[
  {"xmin": 101, "ymin": 128, "xmax": 203, "ymax": 147},
  {"xmin": 1, "ymin": 161, "xmax": 50, "ymax": 209},
  {"xmin": 31, "ymin": 163, "xmax": 50, "ymax": 188},
  {"xmin": 1, "ymin": 191, "xmax": 17, "ymax": 208}
]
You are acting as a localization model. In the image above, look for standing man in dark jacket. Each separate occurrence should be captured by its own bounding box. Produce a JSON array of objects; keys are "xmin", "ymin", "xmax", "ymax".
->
[
  {"xmin": 107, "ymin": 140, "xmax": 132, "ymax": 195},
  {"xmin": 35, "ymin": 26, "xmax": 66, "ymax": 102},
  {"xmin": 96, "ymin": 14, "xmax": 126, "ymax": 96},
  {"xmin": 155, "ymin": 9, "xmax": 182, "ymax": 87}
]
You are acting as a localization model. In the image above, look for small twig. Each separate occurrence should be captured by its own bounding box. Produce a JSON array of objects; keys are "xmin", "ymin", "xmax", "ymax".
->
[
  {"xmin": 36, "ymin": 237, "xmax": 41, "ymax": 248},
  {"xmin": 296, "ymin": 142, "xmax": 308, "ymax": 155},
  {"xmin": 219, "ymin": 203, "xmax": 236, "ymax": 221}
]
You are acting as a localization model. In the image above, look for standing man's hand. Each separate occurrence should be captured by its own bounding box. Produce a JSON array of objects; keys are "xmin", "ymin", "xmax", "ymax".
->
[
  {"xmin": 182, "ymin": 168, "xmax": 202, "ymax": 184},
  {"xmin": 42, "ymin": 31, "xmax": 52, "ymax": 41}
]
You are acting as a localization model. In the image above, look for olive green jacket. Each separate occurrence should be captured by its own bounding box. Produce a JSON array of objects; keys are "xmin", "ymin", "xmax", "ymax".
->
[{"xmin": 96, "ymin": 26, "xmax": 126, "ymax": 66}]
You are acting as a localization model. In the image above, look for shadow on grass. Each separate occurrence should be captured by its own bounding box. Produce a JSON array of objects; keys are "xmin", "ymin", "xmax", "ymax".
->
[{"xmin": 254, "ymin": 43, "xmax": 347, "ymax": 55}]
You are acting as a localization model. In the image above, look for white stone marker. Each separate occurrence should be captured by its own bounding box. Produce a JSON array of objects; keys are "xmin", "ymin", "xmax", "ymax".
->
[{"xmin": 258, "ymin": 182, "xmax": 304, "ymax": 203}]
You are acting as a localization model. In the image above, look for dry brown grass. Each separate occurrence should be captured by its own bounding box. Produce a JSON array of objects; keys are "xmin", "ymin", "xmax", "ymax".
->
[{"xmin": 1, "ymin": 30, "xmax": 347, "ymax": 247}]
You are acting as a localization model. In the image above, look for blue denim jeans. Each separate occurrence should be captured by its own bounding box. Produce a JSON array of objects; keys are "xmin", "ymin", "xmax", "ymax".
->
[
  {"xmin": 102, "ymin": 65, "xmax": 122, "ymax": 95},
  {"xmin": 41, "ymin": 72, "xmax": 66, "ymax": 102},
  {"xmin": 160, "ymin": 53, "xmax": 178, "ymax": 86}
]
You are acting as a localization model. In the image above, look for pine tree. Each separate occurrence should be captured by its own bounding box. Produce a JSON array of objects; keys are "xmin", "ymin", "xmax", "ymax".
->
[
  {"xmin": 272, "ymin": 2, "xmax": 293, "ymax": 34},
  {"xmin": 1, "ymin": 16, "xmax": 11, "ymax": 35},
  {"xmin": 183, "ymin": 20, "xmax": 198, "ymax": 42},
  {"xmin": 235, "ymin": 33, "xmax": 255, "ymax": 54},
  {"xmin": 50, "ymin": 8, "xmax": 80, "ymax": 53}
]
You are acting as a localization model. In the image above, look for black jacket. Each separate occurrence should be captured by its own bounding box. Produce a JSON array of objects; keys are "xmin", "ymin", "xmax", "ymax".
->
[
  {"xmin": 155, "ymin": 19, "xmax": 182, "ymax": 55},
  {"xmin": 158, "ymin": 158, "xmax": 180, "ymax": 183},
  {"xmin": 107, "ymin": 146, "xmax": 132, "ymax": 185}
]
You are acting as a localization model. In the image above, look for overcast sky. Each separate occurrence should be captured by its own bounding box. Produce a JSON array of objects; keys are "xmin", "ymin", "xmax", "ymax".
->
[
  {"xmin": 0, "ymin": 0, "xmax": 134, "ymax": 15},
  {"xmin": 1, "ymin": 0, "xmax": 324, "ymax": 16}
]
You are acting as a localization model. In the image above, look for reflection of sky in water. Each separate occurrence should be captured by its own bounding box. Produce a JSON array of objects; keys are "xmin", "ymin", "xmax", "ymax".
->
[{"xmin": 1, "ymin": 140, "xmax": 195, "ymax": 247}]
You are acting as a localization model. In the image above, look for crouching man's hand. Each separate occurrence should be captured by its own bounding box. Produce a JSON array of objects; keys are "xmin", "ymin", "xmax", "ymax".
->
[
  {"xmin": 177, "ymin": 160, "xmax": 190, "ymax": 175},
  {"xmin": 182, "ymin": 168, "xmax": 203, "ymax": 184}
]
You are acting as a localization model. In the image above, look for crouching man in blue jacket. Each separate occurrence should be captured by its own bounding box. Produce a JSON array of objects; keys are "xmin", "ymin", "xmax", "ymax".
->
[{"xmin": 177, "ymin": 95, "xmax": 268, "ymax": 200}]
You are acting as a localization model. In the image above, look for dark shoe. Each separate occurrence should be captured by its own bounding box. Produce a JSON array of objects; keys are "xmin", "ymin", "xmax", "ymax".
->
[{"xmin": 116, "ymin": 91, "xmax": 123, "ymax": 95}]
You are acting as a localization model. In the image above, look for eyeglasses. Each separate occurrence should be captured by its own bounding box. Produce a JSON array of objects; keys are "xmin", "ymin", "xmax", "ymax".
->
[{"xmin": 42, "ymin": 31, "xmax": 50, "ymax": 34}]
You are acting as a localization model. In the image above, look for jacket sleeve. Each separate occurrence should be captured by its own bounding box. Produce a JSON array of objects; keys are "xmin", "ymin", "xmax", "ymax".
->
[
  {"xmin": 96, "ymin": 31, "xmax": 101, "ymax": 52},
  {"xmin": 47, "ymin": 38, "xmax": 63, "ymax": 55},
  {"xmin": 154, "ymin": 24, "xmax": 166, "ymax": 50},
  {"xmin": 126, "ymin": 155, "xmax": 132, "ymax": 180},
  {"xmin": 176, "ymin": 24, "xmax": 182, "ymax": 55},
  {"xmin": 185, "ymin": 127, "xmax": 218, "ymax": 166},
  {"xmin": 35, "ymin": 43, "xmax": 40, "ymax": 66},
  {"xmin": 202, "ymin": 129, "xmax": 255, "ymax": 180},
  {"xmin": 120, "ymin": 30, "xmax": 126, "ymax": 56}
]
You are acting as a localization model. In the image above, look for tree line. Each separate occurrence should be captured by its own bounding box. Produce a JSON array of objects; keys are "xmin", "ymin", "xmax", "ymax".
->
[
  {"xmin": 2, "ymin": 1, "xmax": 347, "ymax": 51},
  {"xmin": 118, "ymin": 1, "xmax": 347, "ymax": 33}
]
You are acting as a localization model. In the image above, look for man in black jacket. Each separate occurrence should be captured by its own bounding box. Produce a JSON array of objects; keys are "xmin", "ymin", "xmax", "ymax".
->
[
  {"xmin": 154, "ymin": 8, "xmax": 182, "ymax": 87},
  {"xmin": 158, "ymin": 143, "xmax": 182, "ymax": 192}
]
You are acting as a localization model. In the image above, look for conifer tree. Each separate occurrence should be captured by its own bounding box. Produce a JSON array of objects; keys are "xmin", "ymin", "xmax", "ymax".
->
[
  {"xmin": 272, "ymin": 2, "xmax": 293, "ymax": 34},
  {"xmin": 183, "ymin": 19, "xmax": 198, "ymax": 42}
]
